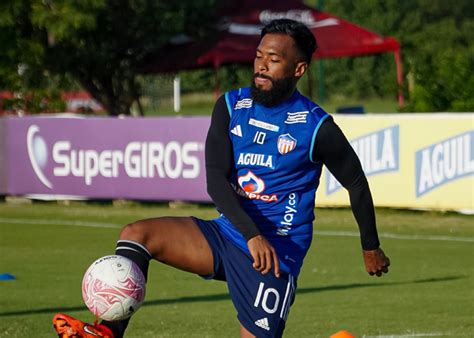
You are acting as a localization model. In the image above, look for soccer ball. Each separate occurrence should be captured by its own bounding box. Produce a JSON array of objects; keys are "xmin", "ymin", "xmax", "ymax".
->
[{"xmin": 82, "ymin": 255, "xmax": 146, "ymax": 321}]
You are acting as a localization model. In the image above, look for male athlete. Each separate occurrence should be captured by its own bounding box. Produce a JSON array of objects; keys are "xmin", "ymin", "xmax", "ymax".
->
[{"xmin": 54, "ymin": 19, "xmax": 390, "ymax": 338}]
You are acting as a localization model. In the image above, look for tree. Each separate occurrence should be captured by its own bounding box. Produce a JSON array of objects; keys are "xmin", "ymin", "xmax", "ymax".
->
[
  {"xmin": 310, "ymin": 0, "xmax": 474, "ymax": 111},
  {"xmin": 0, "ymin": 0, "xmax": 44, "ymax": 91},
  {"xmin": 401, "ymin": 9, "xmax": 474, "ymax": 111},
  {"xmin": 1, "ymin": 0, "xmax": 217, "ymax": 116}
]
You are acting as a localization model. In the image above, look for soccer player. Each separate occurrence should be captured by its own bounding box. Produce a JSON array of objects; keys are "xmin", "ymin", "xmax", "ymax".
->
[{"xmin": 53, "ymin": 18, "xmax": 390, "ymax": 338}]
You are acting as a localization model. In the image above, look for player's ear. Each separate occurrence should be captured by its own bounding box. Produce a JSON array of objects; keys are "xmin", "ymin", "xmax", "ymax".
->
[{"xmin": 294, "ymin": 61, "xmax": 308, "ymax": 78}]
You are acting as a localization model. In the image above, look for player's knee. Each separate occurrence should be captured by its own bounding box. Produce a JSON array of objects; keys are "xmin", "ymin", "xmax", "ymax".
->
[
  {"xmin": 119, "ymin": 220, "xmax": 150, "ymax": 244},
  {"xmin": 118, "ymin": 218, "xmax": 167, "ymax": 257}
]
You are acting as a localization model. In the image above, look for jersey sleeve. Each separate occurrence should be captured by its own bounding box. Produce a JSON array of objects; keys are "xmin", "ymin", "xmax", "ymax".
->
[
  {"xmin": 312, "ymin": 118, "xmax": 380, "ymax": 250},
  {"xmin": 309, "ymin": 107, "xmax": 330, "ymax": 163},
  {"xmin": 205, "ymin": 95, "xmax": 261, "ymax": 240}
]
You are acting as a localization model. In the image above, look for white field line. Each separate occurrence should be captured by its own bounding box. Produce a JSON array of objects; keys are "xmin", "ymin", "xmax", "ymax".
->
[
  {"xmin": 0, "ymin": 217, "xmax": 120, "ymax": 228},
  {"xmin": 0, "ymin": 217, "xmax": 473, "ymax": 243},
  {"xmin": 315, "ymin": 230, "xmax": 474, "ymax": 243}
]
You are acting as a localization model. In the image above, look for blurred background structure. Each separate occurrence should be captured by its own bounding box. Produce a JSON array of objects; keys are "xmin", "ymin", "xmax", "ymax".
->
[
  {"xmin": 0, "ymin": 0, "xmax": 473, "ymax": 116},
  {"xmin": 142, "ymin": 0, "xmax": 403, "ymax": 106}
]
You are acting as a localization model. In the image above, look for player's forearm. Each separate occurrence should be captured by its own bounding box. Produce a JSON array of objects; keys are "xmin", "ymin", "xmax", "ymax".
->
[
  {"xmin": 206, "ymin": 168, "xmax": 261, "ymax": 240},
  {"xmin": 346, "ymin": 175, "xmax": 380, "ymax": 250}
]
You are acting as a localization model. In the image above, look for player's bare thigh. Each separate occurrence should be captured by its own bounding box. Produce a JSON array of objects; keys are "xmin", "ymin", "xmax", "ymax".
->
[
  {"xmin": 119, "ymin": 216, "xmax": 214, "ymax": 276},
  {"xmin": 240, "ymin": 325, "xmax": 256, "ymax": 338}
]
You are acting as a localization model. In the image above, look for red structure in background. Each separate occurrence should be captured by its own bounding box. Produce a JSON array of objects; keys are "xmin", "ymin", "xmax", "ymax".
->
[
  {"xmin": 61, "ymin": 91, "xmax": 105, "ymax": 114},
  {"xmin": 0, "ymin": 91, "xmax": 14, "ymax": 115},
  {"xmin": 144, "ymin": 0, "xmax": 404, "ymax": 106},
  {"xmin": 0, "ymin": 91, "xmax": 105, "ymax": 115}
]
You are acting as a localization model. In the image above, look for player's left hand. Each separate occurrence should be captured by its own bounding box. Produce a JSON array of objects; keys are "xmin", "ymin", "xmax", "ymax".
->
[{"xmin": 363, "ymin": 248, "xmax": 390, "ymax": 277}]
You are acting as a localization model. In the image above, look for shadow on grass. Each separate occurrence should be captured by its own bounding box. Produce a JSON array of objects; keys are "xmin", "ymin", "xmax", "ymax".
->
[{"xmin": 0, "ymin": 275, "xmax": 465, "ymax": 317}]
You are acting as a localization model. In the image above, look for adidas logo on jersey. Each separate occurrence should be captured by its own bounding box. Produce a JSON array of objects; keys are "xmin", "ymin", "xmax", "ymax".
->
[
  {"xmin": 254, "ymin": 317, "xmax": 270, "ymax": 331},
  {"xmin": 231, "ymin": 125, "xmax": 242, "ymax": 137}
]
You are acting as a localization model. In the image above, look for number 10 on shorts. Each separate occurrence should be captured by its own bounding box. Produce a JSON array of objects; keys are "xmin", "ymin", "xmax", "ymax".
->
[{"xmin": 253, "ymin": 282, "xmax": 280, "ymax": 314}]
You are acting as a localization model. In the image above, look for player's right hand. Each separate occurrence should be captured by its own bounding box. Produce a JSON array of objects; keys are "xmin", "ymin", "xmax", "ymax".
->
[
  {"xmin": 247, "ymin": 235, "xmax": 280, "ymax": 278},
  {"xmin": 363, "ymin": 247, "xmax": 390, "ymax": 277}
]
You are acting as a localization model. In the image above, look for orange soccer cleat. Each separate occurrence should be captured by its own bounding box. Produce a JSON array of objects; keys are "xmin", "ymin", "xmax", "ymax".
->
[{"xmin": 53, "ymin": 313, "xmax": 114, "ymax": 338}]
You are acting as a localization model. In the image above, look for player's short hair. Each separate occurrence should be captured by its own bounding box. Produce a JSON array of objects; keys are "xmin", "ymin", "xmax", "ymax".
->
[{"xmin": 261, "ymin": 19, "xmax": 317, "ymax": 64}]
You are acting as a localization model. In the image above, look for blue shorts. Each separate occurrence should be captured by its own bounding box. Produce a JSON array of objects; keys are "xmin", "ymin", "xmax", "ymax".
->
[{"xmin": 193, "ymin": 217, "xmax": 297, "ymax": 338}]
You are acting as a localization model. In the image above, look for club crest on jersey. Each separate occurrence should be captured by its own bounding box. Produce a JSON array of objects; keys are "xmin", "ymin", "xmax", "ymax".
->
[
  {"xmin": 277, "ymin": 133, "xmax": 297, "ymax": 154},
  {"xmin": 235, "ymin": 171, "xmax": 278, "ymax": 202}
]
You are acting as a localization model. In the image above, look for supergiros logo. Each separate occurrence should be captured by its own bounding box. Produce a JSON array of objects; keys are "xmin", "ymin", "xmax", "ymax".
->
[
  {"xmin": 27, "ymin": 125, "xmax": 203, "ymax": 188},
  {"xmin": 326, "ymin": 125, "xmax": 400, "ymax": 195},
  {"xmin": 415, "ymin": 131, "xmax": 473, "ymax": 197}
]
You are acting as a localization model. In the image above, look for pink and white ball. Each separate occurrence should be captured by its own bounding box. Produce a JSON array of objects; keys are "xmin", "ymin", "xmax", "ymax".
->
[{"xmin": 82, "ymin": 255, "xmax": 146, "ymax": 321}]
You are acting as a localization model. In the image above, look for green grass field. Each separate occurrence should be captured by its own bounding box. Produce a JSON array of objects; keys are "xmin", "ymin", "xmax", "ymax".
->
[
  {"xmin": 0, "ymin": 201, "xmax": 473, "ymax": 337},
  {"xmin": 145, "ymin": 92, "xmax": 400, "ymax": 117}
]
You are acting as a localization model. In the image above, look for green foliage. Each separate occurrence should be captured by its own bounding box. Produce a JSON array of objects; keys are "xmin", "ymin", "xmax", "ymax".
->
[
  {"xmin": 2, "ymin": 89, "xmax": 66, "ymax": 114},
  {"xmin": 1, "ymin": 0, "xmax": 217, "ymax": 115},
  {"xmin": 216, "ymin": 64, "xmax": 254, "ymax": 92},
  {"xmin": 1, "ymin": 0, "xmax": 473, "ymax": 114},
  {"xmin": 318, "ymin": 0, "xmax": 474, "ymax": 111},
  {"xmin": 30, "ymin": 1, "xmax": 105, "ymax": 42},
  {"xmin": 312, "ymin": 0, "xmax": 402, "ymax": 102},
  {"xmin": 180, "ymin": 69, "xmax": 215, "ymax": 93},
  {"xmin": 402, "ymin": 17, "xmax": 474, "ymax": 112},
  {"xmin": 0, "ymin": 1, "xmax": 43, "ymax": 91},
  {"xmin": 180, "ymin": 65, "xmax": 253, "ymax": 93}
]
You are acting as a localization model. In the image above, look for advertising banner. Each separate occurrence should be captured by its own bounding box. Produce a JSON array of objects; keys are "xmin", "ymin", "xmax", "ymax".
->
[
  {"xmin": 1, "ymin": 114, "xmax": 472, "ymax": 212},
  {"xmin": 0, "ymin": 118, "xmax": 7, "ymax": 194},
  {"xmin": 4, "ymin": 116, "xmax": 210, "ymax": 201},
  {"xmin": 316, "ymin": 114, "xmax": 473, "ymax": 212}
]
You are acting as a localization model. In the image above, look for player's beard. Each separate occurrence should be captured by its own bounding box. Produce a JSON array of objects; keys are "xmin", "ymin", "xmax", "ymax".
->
[{"xmin": 250, "ymin": 73, "xmax": 295, "ymax": 107}]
